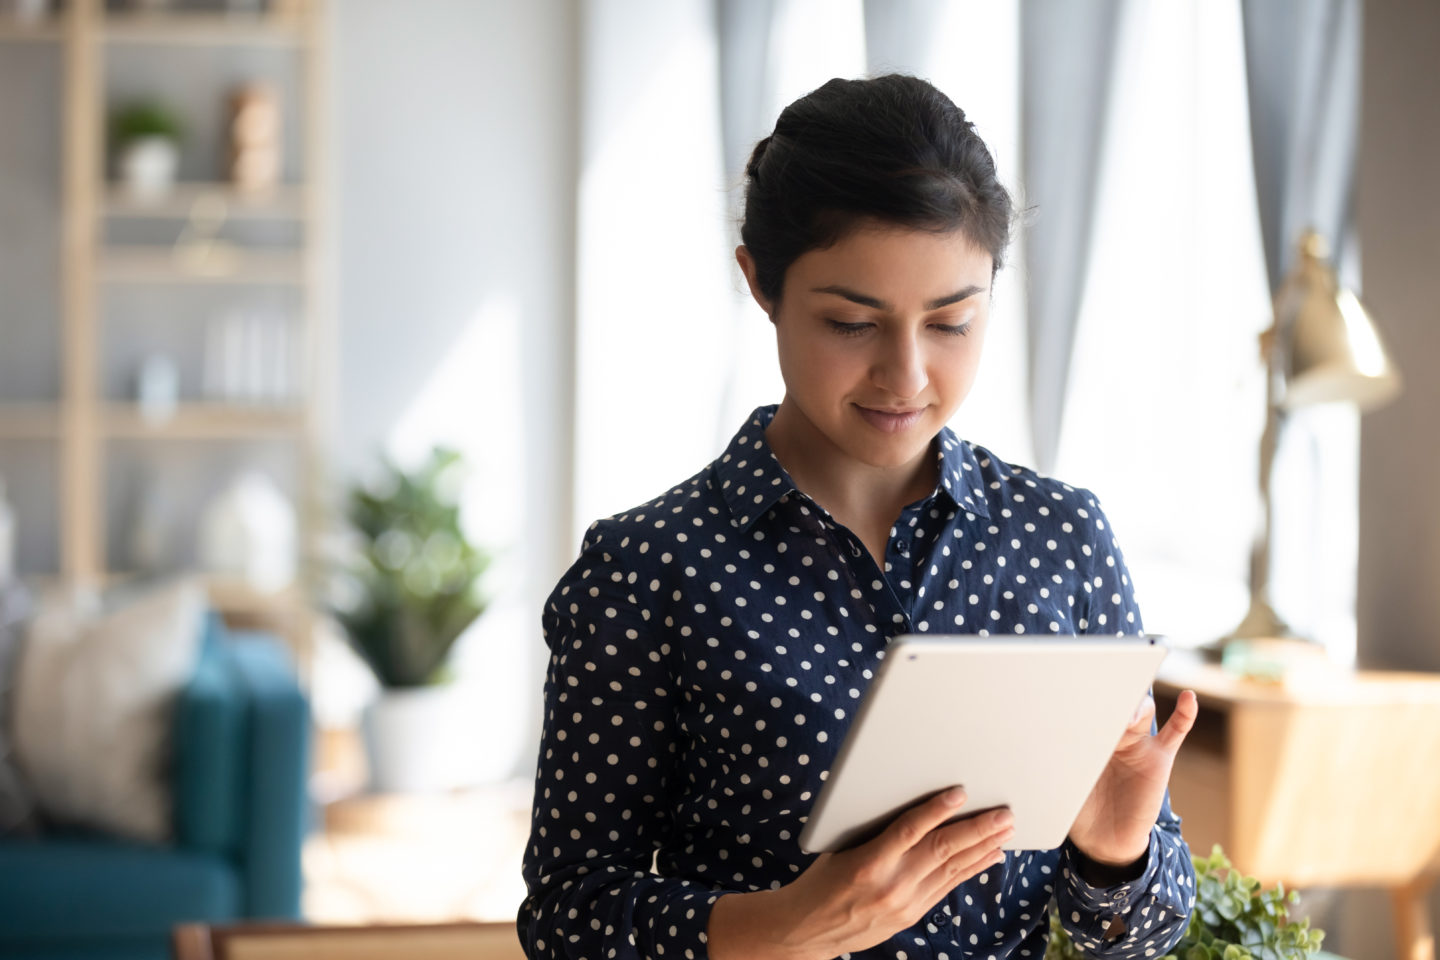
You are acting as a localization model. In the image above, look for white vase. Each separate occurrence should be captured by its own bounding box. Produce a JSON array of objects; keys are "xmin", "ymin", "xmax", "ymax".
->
[
  {"xmin": 197, "ymin": 471, "xmax": 296, "ymax": 592},
  {"xmin": 361, "ymin": 683, "xmax": 480, "ymax": 793},
  {"xmin": 119, "ymin": 136, "xmax": 179, "ymax": 200}
]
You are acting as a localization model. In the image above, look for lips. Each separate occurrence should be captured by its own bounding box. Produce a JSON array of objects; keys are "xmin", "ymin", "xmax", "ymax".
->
[{"xmin": 855, "ymin": 404, "xmax": 926, "ymax": 433}]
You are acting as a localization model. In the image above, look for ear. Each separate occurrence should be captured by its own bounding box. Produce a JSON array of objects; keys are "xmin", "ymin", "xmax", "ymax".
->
[{"xmin": 735, "ymin": 245, "xmax": 775, "ymax": 318}]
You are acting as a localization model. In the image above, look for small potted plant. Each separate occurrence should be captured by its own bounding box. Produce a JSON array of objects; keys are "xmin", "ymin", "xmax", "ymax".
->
[
  {"xmin": 1045, "ymin": 845, "xmax": 1328, "ymax": 960},
  {"xmin": 328, "ymin": 447, "xmax": 491, "ymax": 792},
  {"xmin": 111, "ymin": 99, "xmax": 184, "ymax": 199}
]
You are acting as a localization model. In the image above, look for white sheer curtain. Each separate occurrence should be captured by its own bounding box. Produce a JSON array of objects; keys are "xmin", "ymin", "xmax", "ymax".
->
[
  {"xmin": 573, "ymin": 0, "xmax": 732, "ymax": 535},
  {"xmin": 1054, "ymin": 0, "xmax": 1268, "ymax": 647},
  {"xmin": 1053, "ymin": 0, "xmax": 1359, "ymax": 657}
]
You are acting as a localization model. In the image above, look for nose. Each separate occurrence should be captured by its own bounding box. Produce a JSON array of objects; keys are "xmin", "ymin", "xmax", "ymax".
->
[{"xmin": 870, "ymin": 327, "xmax": 929, "ymax": 399}]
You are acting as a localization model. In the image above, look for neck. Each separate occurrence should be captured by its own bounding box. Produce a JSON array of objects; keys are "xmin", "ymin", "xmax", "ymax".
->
[{"xmin": 765, "ymin": 398, "xmax": 938, "ymax": 524}]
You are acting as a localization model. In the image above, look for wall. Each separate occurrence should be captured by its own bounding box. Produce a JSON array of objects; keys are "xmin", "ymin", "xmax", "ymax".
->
[
  {"xmin": 329, "ymin": 0, "xmax": 576, "ymax": 778},
  {"xmin": 1312, "ymin": 2, "xmax": 1440, "ymax": 957}
]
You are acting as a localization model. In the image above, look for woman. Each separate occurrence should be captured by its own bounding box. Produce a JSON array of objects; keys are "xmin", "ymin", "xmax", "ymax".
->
[{"xmin": 518, "ymin": 74, "xmax": 1200, "ymax": 960}]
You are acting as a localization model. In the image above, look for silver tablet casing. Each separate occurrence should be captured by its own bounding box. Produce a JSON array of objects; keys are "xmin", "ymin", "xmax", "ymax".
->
[{"xmin": 797, "ymin": 634, "xmax": 1168, "ymax": 854}]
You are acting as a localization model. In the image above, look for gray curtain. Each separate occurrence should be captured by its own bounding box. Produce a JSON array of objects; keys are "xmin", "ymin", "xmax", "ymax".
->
[
  {"xmin": 862, "ymin": 0, "xmax": 948, "ymax": 75},
  {"xmin": 1242, "ymin": 0, "xmax": 1362, "ymax": 291},
  {"xmin": 716, "ymin": 0, "xmax": 778, "ymax": 199},
  {"xmin": 1020, "ymin": 0, "xmax": 1124, "ymax": 476}
]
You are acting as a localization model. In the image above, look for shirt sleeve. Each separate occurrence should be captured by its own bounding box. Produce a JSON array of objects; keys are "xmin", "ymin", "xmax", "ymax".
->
[
  {"xmin": 517, "ymin": 521, "xmax": 732, "ymax": 960},
  {"xmin": 1053, "ymin": 492, "xmax": 1196, "ymax": 957}
]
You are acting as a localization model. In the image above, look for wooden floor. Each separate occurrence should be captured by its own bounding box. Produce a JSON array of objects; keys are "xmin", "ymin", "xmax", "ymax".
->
[{"xmin": 303, "ymin": 780, "xmax": 532, "ymax": 925}]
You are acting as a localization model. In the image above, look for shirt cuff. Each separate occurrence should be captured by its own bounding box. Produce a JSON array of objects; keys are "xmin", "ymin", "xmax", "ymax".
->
[
  {"xmin": 1058, "ymin": 830, "xmax": 1162, "ymax": 946},
  {"xmin": 1065, "ymin": 837, "xmax": 1151, "ymax": 887}
]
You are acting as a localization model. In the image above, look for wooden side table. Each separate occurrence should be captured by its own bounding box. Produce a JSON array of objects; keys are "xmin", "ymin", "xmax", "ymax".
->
[
  {"xmin": 172, "ymin": 921, "xmax": 523, "ymax": 960},
  {"xmin": 1154, "ymin": 648, "xmax": 1440, "ymax": 960}
]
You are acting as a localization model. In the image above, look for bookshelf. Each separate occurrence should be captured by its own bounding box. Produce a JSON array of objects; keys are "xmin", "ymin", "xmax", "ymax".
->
[{"xmin": 0, "ymin": 0, "xmax": 332, "ymax": 681}]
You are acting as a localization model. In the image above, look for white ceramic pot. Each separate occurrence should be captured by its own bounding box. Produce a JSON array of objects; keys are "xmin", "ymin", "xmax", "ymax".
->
[
  {"xmin": 119, "ymin": 136, "xmax": 179, "ymax": 200},
  {"xmin": 361, "ymin": 683, "xmax": 480, "ymax": 793}
]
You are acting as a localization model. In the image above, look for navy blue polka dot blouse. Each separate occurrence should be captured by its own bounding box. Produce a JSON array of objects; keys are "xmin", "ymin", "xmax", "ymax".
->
[{"xmin": 518, "ymin": 405, "xmax": 1195, "ymax": 960}]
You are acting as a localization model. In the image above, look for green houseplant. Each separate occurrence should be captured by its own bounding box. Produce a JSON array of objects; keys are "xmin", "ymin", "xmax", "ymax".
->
[
  {"xmin": 330, "ymin": 447, "xmax": 492, "ymax": 791},
  {"xmin": 1045, "ymin": 845, "xmax": 1326, "ymax": 960},
  {"xmin": 111, "ymin": 99, "xmax": 185, "ymax": 147},
  {"xmin": 110, "ymin": 99, "xmax": 185, "ymax": 199},
  {"xmin": 332, "ymin": 446, "xmax": 490, "ymax": 688}
]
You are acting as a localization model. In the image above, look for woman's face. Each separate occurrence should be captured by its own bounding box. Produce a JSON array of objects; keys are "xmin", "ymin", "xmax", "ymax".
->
[{"xmin": 739, "ymin": 221, "xmax": 994, "ymax": 474}]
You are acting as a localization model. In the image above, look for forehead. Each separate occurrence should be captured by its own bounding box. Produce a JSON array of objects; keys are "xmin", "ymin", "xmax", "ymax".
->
[{"xmin": 789, "ymin": 222, "xmax": 994, "ymax": 298}]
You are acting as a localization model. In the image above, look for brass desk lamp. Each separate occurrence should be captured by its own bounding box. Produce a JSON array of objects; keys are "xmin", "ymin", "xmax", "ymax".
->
[{"xmin": 1225, "ymin": 229, "xmax": 1401, "ymax": 650}]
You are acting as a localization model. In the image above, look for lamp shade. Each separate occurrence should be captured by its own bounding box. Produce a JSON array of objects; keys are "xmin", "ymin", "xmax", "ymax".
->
[{"xmin": 1276, "ymin": 231, "xmax": 1402, "ymax": 411}]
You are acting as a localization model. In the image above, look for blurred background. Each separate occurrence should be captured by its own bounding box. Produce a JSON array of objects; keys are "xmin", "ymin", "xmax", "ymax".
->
[{"xmin": 0, "ymin": 1, "xmax": 1436, "ymax": 959}]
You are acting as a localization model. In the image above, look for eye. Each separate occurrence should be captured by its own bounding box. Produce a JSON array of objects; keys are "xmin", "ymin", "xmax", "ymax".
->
[
  {"xmin": 934, "ymin": 321, "xmax": 973, "ymax": 337},
  {"xmin": 826, "ymin": 319, "xmax": 872, "ymax": 337}
]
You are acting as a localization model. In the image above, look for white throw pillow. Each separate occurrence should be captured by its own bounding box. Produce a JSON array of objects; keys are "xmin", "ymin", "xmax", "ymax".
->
[{"xmin": 12, "ymin": 577, "xmax": 204, "ymax": 844}]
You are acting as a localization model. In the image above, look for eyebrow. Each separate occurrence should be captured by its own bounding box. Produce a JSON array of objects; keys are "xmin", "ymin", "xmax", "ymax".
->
[{"xmin": 810, "ymin": 284, "xmax": 988, "ymax": 311}]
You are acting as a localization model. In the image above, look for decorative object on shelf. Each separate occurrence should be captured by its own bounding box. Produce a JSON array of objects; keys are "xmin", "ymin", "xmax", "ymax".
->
[
  {"xmin": 0, "ymin": 475, "xmax": 14, "ymax": 585},
  {"xmin": 228, "ymin": 83, "xmax": 281, "ymax": 194},
  {"xmin": 327, "ymin": 448, "xmax": 491, "ymax": 792},
  {"xmin": 3, "ymin": 0, "xmax": 51, "ymax": 24},
  {"xmin": 136, "ymin": 354, "xmax": 179, "ymax": 425},
  {"xmin": 171, "ymin": 192, "xmax": 241, "ymax": 276},
  {"xmin": 111, "ymin": 99, "xmax": 184, "ymax": 201},
  {"xmin": 198, "ymin": 471, "xmax": 297, "ymax": 593},
  {"xmin": 202, "ymin": 307, "xmax": 295, "ymax": 404},
  {"xmin": 1045, "ymin": 845, "xmax": 1327, "ymax": 960},
  {"xmin": 0, "ymin": 578, "xmax": 39, "ymax": 839},
  {"xmin": 126, "ymin": 472, "xmax": 172, "ymax": 574},
  {"xmin": 1222, "ymin": 229, "xmax": 1401, "ymax": 655}
]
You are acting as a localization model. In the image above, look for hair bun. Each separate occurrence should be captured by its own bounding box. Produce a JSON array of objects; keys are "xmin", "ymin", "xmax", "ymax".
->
[{"xmin": 745, "ymin": 136, "xmax": 773, "ymax": 181}]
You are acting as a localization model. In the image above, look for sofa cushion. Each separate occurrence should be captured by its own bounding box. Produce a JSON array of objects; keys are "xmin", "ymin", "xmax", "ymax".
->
[
  {"xmin": 13, "ymin": 578, "xmax": 205, "ymax": 843},
  {"xmin": 0, "ymin": 834, "xmax": 241, "ymax": 942}
]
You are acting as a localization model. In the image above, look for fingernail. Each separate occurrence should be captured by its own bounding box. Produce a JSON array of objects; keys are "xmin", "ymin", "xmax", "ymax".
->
[
  {"xmin": 991, "ymin": 809, "xmax": 1014, "ymax": 829},
  {"xmin": 943, "ymin": 787, "xmax": 966, "ymax": 807}
]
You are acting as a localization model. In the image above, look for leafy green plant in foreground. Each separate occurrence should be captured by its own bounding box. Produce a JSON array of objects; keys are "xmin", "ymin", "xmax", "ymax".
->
[{"xmin": 1045, "ymin": 845, "xmax": 1325, "ymax": 960}]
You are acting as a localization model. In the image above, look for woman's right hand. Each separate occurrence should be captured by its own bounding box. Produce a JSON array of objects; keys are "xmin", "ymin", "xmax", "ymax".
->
[{"xmin": 707, "ymin": 787, "xmax": 1014, "ymax": 960}]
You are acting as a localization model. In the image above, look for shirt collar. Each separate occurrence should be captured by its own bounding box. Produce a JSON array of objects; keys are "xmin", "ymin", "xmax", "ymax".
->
[{"xmin": 716, "ymin": 405, "xmax": 992, "ymax": 530}]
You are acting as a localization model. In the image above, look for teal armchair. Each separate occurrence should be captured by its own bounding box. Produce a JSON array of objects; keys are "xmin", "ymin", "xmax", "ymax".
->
[{"xmin": 0, "ymin": 612, "xmax": 312, "ymax": 960}]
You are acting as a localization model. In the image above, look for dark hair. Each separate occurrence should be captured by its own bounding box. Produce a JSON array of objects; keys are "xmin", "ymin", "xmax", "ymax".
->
[{"xmin": 740, "ymin": 74, "xmax": 1013, "ymax": 306}]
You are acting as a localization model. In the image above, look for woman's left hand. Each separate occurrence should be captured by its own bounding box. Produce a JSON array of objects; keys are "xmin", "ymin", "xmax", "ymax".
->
[{"xmin": 1067, "ymin": 689, "xmax": 1199, "ymax": 867}]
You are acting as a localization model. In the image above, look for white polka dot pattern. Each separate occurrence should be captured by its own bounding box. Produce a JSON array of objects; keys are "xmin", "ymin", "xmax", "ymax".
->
[{"xmin": 517, "ymin": 405, "xmax": 1195, "ymax": 959}]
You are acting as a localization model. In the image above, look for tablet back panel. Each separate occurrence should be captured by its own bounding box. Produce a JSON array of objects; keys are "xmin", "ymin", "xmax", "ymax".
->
[{"xmin": 798, "ymin": 635, "xmax": 1168, "ymax": 853}]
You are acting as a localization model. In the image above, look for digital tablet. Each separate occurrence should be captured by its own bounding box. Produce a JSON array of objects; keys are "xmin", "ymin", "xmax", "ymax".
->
[{"xmin": 798, "ymin": 634, "xmax": 1168, "ymax": 854}]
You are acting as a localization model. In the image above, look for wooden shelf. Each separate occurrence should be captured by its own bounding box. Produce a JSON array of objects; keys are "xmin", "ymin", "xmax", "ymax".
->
[
  {"xmin": 0, "ymin": 403, "xmax": 61, "ymax": 439},
  {"xmin": 89, "ymin": 571, "xmax": 306, "ymax": 617},
  {"xmin": 104, "ymin": 403, "xmax": 306, "ymax": 439},
  {"xmin": 102, "ymin": 11, "xmax": 305, "ymax": 47},
  {"xmin": 103, "ymin": 183, "xmax": 307, "ymax": 221},
  {"xmin": 0, "ymin": 18, "xmax": 61, "ymax": 42},
  {"xmin": 99, "ymin": 246, "xmax": 305, "ymax": 285},
  {"xmin": 205, "ymin": 575, "xmax": 306, "ymax": 617},
  {"xmin": 36, "ymin": 0, "xmax": 329, "ymax": 685}
]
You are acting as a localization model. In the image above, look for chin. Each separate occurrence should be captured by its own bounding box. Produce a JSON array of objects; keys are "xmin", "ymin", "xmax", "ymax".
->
[{"xmin": 847, "ymin": 437, "xmax": 934, "ymax": 471}]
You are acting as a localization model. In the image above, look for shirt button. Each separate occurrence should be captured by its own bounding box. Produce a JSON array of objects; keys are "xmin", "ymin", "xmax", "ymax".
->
[{"xmin": 930, "ymin": 911, "xmax": 945, "ymax": 926}]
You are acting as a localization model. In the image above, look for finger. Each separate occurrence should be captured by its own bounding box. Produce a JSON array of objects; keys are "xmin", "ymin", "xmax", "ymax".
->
[
  {"xmin": 909, "ymin": 806, "xmax": 1013, "ymax": 874},
  {"xmin": 873, "ymin": 786, "xmax": 969, "ymax": 860},
  {"xmin": 1155, "ymin": 689, "xmax": 1199, "ymax": 752},
  {"xmin": 917, "ymin": 834, "xmax": 1011, "ymax": 905}
]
